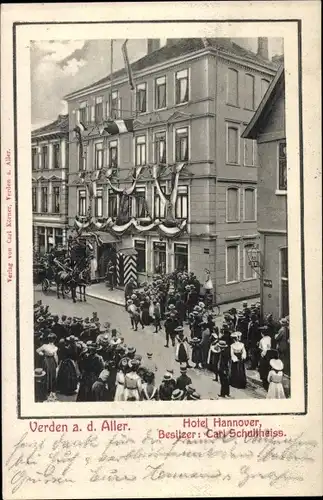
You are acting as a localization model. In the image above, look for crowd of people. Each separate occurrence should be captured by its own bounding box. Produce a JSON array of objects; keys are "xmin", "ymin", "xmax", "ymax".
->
[{"xmin": 34, "ymin": 270, "xmax": 289, "ymax": 402}]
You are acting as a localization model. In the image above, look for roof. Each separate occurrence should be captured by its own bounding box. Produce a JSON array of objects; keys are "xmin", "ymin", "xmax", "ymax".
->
[
  {"xmin": 31, "ymin": 114, "xmax": 69, "ymax": 137},
  {"xmin": 242, "ymin": 64, "xmax": 285, "ymax": 140},
  {"xmin": 65, "ymin": 38, "xmax": 278, "ymax": 99}
]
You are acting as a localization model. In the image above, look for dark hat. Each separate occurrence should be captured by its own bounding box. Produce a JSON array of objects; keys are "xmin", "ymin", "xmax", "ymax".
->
[
  {"xmin": 171, "ymin": 389, "xmax": 184, "ymax": 401},
  {"xmin": 129, "ymin": 359, "xmax": 140, "ymax": 369},
  {"xmin": 126, "ymin": 346, "xmax": 136, "ymax": 355},
  {"xmin": 147, "ymin": 352, "xmax": 153, "ymax": 358}
]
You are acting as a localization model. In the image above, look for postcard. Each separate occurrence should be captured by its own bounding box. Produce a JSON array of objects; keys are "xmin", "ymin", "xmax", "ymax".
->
[{"xmin": 1, "ymin": 2, "xmax": 322, "ymax": 498}]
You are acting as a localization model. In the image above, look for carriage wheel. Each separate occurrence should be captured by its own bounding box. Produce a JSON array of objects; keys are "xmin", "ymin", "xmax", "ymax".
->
[{"xmin": 41, "ymin": 278, "xmax": 50, "ymax": 294}]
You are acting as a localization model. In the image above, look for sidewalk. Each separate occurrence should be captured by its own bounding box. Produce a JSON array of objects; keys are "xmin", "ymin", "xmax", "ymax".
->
[{"xmin": 86, "ymin": 283, "xmax": 125, "ymax": 306}]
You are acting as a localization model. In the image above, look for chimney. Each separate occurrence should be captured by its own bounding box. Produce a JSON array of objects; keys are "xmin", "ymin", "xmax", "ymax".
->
[
  {"xmin": 257, "ymin": 37, "xmax": 269, "ymax": 59},
  {"xmin": 147, "ymin": 39, "xmax": 160, "ymax": 54}
]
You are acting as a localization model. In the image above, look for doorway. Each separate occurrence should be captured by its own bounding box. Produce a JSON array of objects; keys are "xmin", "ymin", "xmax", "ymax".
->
[{"xmin": 97, "ymin": 243, "xmax": 116, "ymax": 280}]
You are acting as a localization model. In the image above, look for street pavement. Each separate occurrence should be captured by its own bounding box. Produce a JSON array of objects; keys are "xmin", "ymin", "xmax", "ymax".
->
[{"xmin": 34, "ymin": 287, "xmax": 266, "ymax": 401}]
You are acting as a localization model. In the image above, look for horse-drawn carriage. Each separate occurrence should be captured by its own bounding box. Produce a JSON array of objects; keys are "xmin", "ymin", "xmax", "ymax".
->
[{"xmin": 37, "ymin": 239, "xmax": 92, "ymax": 303}]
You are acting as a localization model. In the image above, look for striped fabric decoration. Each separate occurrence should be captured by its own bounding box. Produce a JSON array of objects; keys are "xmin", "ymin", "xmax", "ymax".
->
[
  {"xmin": 99, "ymin": 119, "xmax": 134, "ymax": 136},
  {"xmin": 123, "ymin": 255, "xmax": 137, "ymax": 285}
]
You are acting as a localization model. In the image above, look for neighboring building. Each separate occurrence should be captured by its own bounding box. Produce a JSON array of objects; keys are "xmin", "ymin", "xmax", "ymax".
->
[
  {"xmin": 31, "ymin": 115, "xmax": 69, "ymax": 254},
  {"xmin": 242, "ymin": 64, "xmax": 288, "ymax": 319},
  {"xmin": 65, "ymin": 38, "xmax": 279, "ymax": 302}
]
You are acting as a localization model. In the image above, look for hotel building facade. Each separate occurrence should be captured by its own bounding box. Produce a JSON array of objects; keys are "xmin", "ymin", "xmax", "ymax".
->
[{"xmin": 65, "ymin": 38, "xmax": 279, "ymax": 303}]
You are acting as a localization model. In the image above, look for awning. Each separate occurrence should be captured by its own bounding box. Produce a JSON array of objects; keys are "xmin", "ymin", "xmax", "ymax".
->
[{"xmin": 117, "ymin": 247, "xmax": 138, "ymax": 256}]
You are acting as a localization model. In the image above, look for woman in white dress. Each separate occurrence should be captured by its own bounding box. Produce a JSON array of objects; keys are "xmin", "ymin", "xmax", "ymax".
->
[
  {"xmin": 36, "ymin": 333, "xmax": 58, "ymax": 397},
  {"xmin": 114, "ymin": 357, "xmax": 128, "ymax": 401},
  {"xmin": 267, "ymin": 359, "xmax": 286, "ymax": 399},
  {"xmin": 124, "ymin": 359, "xmax": 142, "ymax": 401}
]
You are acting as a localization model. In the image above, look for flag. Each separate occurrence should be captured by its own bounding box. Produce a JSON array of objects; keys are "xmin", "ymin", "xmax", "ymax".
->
[
  {"xmin": 122, "ymin": 39, "xmax": 135, "ymax": 90},
  {"xmin": 102, "ymin": 119, "xmax": 133, "ymax": 135}
]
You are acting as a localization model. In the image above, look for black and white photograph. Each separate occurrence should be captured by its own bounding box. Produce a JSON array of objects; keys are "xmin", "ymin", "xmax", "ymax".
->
[
  {"xmin": 30, "ymin": 35, "xmax": 290, "ymax": 403},
  {"xmin": 2, "ymin": 4, "xmax": 321, "ymax": 500}
]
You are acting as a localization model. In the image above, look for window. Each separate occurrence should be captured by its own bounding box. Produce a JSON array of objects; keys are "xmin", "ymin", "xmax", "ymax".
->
[
  {"xmin": 174, "ymin": 243, "xmax": 188, "ymax": 271},
  {"xmin": 226, "ymin": 245, "xmax": 239, "ymax": 283},
  {"xmin": 78, "ymin": 144, "xmax": 87, "ymax": 171},
  {"xmin": 110, "ymin": 90, "xmax": 120, "ymax": 119},
  {"xmin": 155, "ymin": 131, "xmax": 166, "ymax": 164},
  {"xmin": 136, "ymin": 83, "xmax": 147, "ymax": 113},
  {"xmin": 32, "ymin": 187, "xmax": 37, "ymax": 212},
  {"xmin": 41, "ymin": 186, "xmax": 48, "ymax": 213},
  {"xmin": 155, "ymin": 76, "xmax": 166, "ymax": 109},
  {"xmin": 280, "ymin": 247, "xmax": 289, "ymax": 317},
  {"xmin": 244, "ymin": 244, "xmax": 257, "ymax": 280},
  {"xmin": 95, "ymin": 143, "xmax": 103, "ymax": 170},
  {"xmin": 261, "ymin": 79, "xmax": 270, "ymax": 99},
  {"xmin": 134, "ymin": 187, "xmax": 147, "ymax": 218},
  {"xmin": 244, "ymin": 139, "xmax": 255, "ymax": 166},
  {"xmin": 108, "ymin": 191, "xmax": 118, "ymax": 218},
  {"xmin": 227, "ymin": 125, "xmax": 239, "ymax": 164},
  {"xmin": 79, "ymin": 101, "xmax": 87, "ymax": 123},
  {"xmin": 175, "ymin": 127, "xmax": 189, "ymax": 162},
  {"xmin": 153, "ymin": 241, "xmax": 166, "ymax": 274},
  {"xmin": 244, "ymin": 188, "xmax": 256, "ymax": 221},
  {"xmin": 175, "ymin": 69, "xmax": 189, "ymax": 105},
  {"xmin": 244, "ymin": 74, "xmax": 255, "ymax": 110},
  {"xmin": 108, "ymin": 140, "xmax": 118, "ymax": 171},
  {"xmin": 227, "ymin": 68, "xmax": 239, "ymax": 106},
  {"xmin": 135, "ymin": 240, "xmax": 146, "ymax": 273},
  {"xmin": 95, "ymin": 189, "xmax": 103, "ymax": 217},
  {"xmin": 78, "ymin": 190, "xmax": 87, "ymax": 216},
  {"xmin": 154, "ymin": 186, "xmax": 166, "ymax": 219},
  {"xmin": 55, "ymin": 228, "xmax": 63, "ymax": 247},
  {"xmin": 227, "ymin": 187, "xmax": 240, "ymax": 222},
  {"xmin": 95, "ymin": 96, "xmax": 103, "ymax": 122},
  {"xmin": 47, "ymin": 228, "xmax": 54, "ymax": 251},
  {"xmin": 135, "ymin": 135, "xmax": 146, "ymax": 166},
  {"xmin": 278, "ymin": 141, "xmax": 287, "ymax": 191},
  {"xmin": 41, "ymin": 146, "xmax": 48, "ymax": 169},
  {"xmin": 175, "ymin": 186, "xmax": 188, "ymax": 219},
  {"xmin": 53, "ymin": 186, "xmax": 60, "ymax": 213},
  {"xmin": 32, "ymin": 148, "xmax": 38, "ymax": 170},
  {"xmin": 38, "ymin": 227, "xmax": 46, "ymax": 255},
  {"xmin": 53, "ymin": 143, "xmax": 60, "ymax": 168}
]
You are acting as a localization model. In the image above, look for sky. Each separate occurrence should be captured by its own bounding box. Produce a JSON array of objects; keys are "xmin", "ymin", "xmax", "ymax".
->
[{"xmin": 30, "ymin": 37, "xmax": 283, "ymax": 130}]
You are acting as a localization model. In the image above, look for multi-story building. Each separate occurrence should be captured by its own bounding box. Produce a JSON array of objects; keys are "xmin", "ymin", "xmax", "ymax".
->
[
  {"xmin": 31, "ymin": 114, "xmax": 69, "ymax": 254},
  {"xmin": 65, "ymin": 38, "xmax": 279, "ymax": 303},
  {"xmin": 242, "ymin": 63, "xmax": 288, "ymax": 319}
]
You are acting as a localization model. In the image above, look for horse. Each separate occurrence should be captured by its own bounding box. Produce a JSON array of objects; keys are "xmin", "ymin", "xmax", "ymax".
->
[{"xmin": 75, "ymin": 268, "xmax": 90, "ymax": 302}]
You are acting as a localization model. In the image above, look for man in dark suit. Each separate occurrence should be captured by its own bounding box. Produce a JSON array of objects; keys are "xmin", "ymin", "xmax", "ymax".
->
[{"xmin": 217, "ymin": 340, "xmax": 231, "ymax": 398}]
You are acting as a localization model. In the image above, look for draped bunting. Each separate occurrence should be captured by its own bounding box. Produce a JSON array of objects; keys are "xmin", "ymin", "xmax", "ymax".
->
[
  {"xmin": 106, "ymin": 166, "xmax": 143, "ymax": 195},
  {"xmin": 73, "ymin": 216, "xmax": 187, "ymax": 239}
]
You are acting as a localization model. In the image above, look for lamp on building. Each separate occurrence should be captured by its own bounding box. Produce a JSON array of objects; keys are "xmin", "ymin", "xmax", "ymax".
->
[{"xmin": 246, "ymin": 244, "xmax": 264, "ymax": 321}]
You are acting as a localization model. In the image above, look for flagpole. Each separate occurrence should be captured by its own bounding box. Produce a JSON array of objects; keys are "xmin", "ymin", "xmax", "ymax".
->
[{"xmin": 110, "ymin": 39, "xmax": 113, "ymax": 118}]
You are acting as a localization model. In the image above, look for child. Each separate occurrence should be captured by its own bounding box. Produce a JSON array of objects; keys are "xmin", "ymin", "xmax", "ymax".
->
[{"xmin": 267, "ymin": 359, "xmax": 286, "ymax": 399}]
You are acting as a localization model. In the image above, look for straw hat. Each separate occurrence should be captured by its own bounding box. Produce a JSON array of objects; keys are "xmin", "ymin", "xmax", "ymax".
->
[
  {"xmin": 171, "ymin": 389, "xmax": 184, "ymax": 400},
  {"xmin": 218, "ymin": 340, "xmax": 227, "ymax": 349},
  {"xmin": 174, "ymin": 326, "xmax": 184, "ymax": 333},
  {"xmin": 190, "ymin": 392, "xmax": 201, "ymax": 400},
  {"xmin": 34, "ymin": 368, "xmax": 46, "ymax": 378},
  {"xmin": 162, "ymin": 373, "xmax": 172, "ymax": 381},
  {"xmin": 270, "ymin": 359, "xmax": 284, "ymax": 371},
  {"xmin": 279, "ymin": 318, "xmax": 288, "ymax": 326},
  {"xmin": 210, "ymin": 344, "xmax": 221, "ymax": 354}
]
